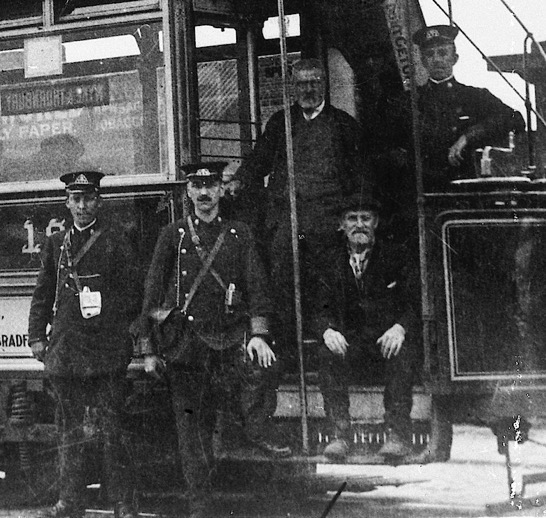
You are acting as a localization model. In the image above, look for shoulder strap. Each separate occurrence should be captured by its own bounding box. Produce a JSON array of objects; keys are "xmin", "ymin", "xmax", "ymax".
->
[
  {"xmin": 178, "ymin": 225, "xmax": 227, "ymax": 313},
  {"xmin": 71, "ymin": 229, "xmax": 104, "ymax": 268},
  {"xmin": 187, "ymin": 216, "xmax": 228, "ymax": 291}
]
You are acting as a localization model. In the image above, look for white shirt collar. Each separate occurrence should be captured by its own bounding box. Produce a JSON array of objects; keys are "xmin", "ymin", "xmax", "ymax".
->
[
  {"xmin": 74, "ymin": 219, "xmax": 97, "ymax": 232},
  {"xmin": 429, "ymin": 74, "xmax": 454, "ymax": 85},
  {"xmin": 302, "ymin": 100, "xmax": 326, "ymax": 121}
]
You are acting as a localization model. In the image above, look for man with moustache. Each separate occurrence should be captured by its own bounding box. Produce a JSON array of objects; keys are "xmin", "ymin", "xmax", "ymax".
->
[
  {"xmin": 412, "ymin": 25, "xmax": 525, "ymax": 190},
  {"xmin": 138, "ymin": 162, "xmax": 291, "ymax": 518},
  {"xmin": 314, "ymin": 193, "xmax": 419, "ymax": 460},
  {"xmin": 235, "ymin": 58, "xmax": 371, "ymax": 356},
  {"xmin": 28, "ymin": 171, "xmax": 138, "ymax": 518}
]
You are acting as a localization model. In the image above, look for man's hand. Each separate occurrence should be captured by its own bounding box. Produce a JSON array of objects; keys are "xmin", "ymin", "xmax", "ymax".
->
[
  {"xmin": 144, "ymin": 354, "xmax": 166, "ymax": 380},
  {"xmin": 323, "ymin": 328, "xmax": 349, "ymax": 356},
  {"xmin": 247, "ymin": 336, "xmax": 276, "ymax": 368},
  {"xmin": 31, "ymin": 340, "xmax": 47, "ymax": 362},
  {"xmin": 448, "ymin": 134, "xmax": 468, "ymax": 166},
  {"xmin": 377, "ymin": 323, "xmax": 406, "ymax": 359}
]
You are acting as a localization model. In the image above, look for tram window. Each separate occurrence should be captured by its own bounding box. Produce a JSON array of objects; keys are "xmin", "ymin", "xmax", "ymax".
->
[
  {"xmin": 198, "ymin": 59, "xmax": 242, "ymax": 161},
  {"xmin": 54, "ymin": 0, "xmax": 159, "ymax": 19},
  {"xmin": 0, "ymin": 23, "xmax": 169, "ymax": 183},
  {"xmin": 0, "ymin": 193, "xmax": 171, "ymax": 274},
  {"xmin": 196, "ymin": 26, "xmax": 236, "ymax": 48},
  {"xmin": 0, "ymin": 0, "xmax": 42, "ymax": 22},
  {"xmin": 262, "ymin": 14, "xmax": 300, "ymax": 40}
]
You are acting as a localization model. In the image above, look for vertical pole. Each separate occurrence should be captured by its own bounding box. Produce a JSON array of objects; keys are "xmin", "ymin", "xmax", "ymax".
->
[
  {"xmin": 277, "ymin": 0, "xmax": 309, "ymax": 454},
  {"xmin": 523, "ymin": 36, "xmax": 536, "ymax": 170},
  {"xmin": 405, "ymin": 0, "xmax": 431, "ymax": 373}
]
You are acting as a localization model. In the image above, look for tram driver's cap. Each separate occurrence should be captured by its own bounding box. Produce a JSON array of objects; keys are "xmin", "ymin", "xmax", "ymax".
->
[
  {"xmin": 412, "ymin": 24, "xmax": 459, "ymax": 49},
  {"xmin": 60, "ymin": 170, "xmax": 105, "ymax": 193},
  {"xmin": 182, "ymin": 161, "xmax": 228, "ymax": 184}
]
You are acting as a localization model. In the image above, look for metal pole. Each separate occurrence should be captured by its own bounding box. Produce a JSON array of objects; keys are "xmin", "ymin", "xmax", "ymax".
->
[
  {"xmin": 405, "ymin": 0, "xmax": 430, "ymax": 373},
  {"xmin": 276, "ymin": 0, "xmax": 309, "ymax": 454},
  {"xmin": 523, "ymin": 36, "xmax": 536, "ymax": 169}
]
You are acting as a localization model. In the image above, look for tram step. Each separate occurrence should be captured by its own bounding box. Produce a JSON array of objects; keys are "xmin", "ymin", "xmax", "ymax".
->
[{"xmin": 276, "ymin": 384, "xmax": 431, "ymax": 420}]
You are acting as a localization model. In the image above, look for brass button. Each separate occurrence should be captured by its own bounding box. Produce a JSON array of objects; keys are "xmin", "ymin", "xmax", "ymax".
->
[{"xmin": 187, "ymin": 315, "xmax": 194, "ymax": 322}]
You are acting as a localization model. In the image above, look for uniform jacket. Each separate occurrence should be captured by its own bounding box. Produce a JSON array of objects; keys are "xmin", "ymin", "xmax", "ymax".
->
[
  {"xmin": 314, "ymin": 239, "xmax": 418, "ymax": 345},
  {"xmin": 138, "ymin": 215, "xmax": 273, "ymax": 363},
  {"xmin": 418, "ymin": 78, "xmax": 525, "ymax": 189},
  {"xmin": 236, "ymin": 103, "xmax": 371, "ymax": 229},
  {"xmin": 28, "ymin": 220, "xmax": 139, "ymax": 378}
]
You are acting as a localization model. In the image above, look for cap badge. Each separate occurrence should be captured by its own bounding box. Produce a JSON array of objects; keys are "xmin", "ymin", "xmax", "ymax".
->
[
  {"xmin": 74, "ymin": 173, "xmax": 90, "ymax": 185},
  {"xmin": 426, "ymin": 29, "xmax": 440, "ymax": 40},
  {"xmin": 196, "ymin": 168, "xmax": 211, "ymax": 176}
]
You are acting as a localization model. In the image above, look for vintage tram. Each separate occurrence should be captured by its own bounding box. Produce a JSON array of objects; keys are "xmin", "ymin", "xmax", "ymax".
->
[{"xmin": 0, "ymin": 0, "xmax": 544, "ymax": 509}]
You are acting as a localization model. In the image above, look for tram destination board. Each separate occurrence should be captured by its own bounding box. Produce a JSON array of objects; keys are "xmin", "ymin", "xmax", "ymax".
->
[{"xmin": 0, "ymin": 77, "xmax": 110, "ymax": 116}]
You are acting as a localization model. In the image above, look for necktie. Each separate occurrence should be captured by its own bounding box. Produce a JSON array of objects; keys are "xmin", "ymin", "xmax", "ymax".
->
[{"xmin": 350, "ymin": 252, "xmax": 368, "ymax": 280}]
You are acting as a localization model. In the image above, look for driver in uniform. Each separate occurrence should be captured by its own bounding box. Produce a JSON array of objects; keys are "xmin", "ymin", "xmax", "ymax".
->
[{"xmin": 413, "ymin": 25, "xmax": 525, "ymax": 190}]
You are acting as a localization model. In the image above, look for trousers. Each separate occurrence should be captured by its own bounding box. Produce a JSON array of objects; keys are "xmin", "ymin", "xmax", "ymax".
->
[
  {"xmin": 317, "ymin": 335, "xmax": 417, "ymax": 437},
  {"xmin": 166, "ymin": 345, "xmax": 280, "ymax": 511},
  {"xmin": 49, "ymin": 373, "xmax": 133, "ymax": 506}
]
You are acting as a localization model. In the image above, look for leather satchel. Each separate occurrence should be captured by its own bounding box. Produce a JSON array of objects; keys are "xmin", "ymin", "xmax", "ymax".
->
[{"xmin": 149, "ymin": 225, "xmax": 227, "ymax": 353}]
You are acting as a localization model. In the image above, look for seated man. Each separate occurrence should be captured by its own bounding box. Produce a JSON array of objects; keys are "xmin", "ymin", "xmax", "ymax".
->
[
  {"xmin": 138, "ymin": 162, "xmax": 291, "ymax": 518},
  {"xmin": 314, "ymin": 194, "xmax": 419, "ymax": 460}
]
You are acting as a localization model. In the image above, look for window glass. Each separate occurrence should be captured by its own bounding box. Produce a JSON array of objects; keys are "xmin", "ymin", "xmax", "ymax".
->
[
  {"xmin": 0, "ymin": 193, "xmax": 171, "ymax": 272},
  {"xmin": 198, "ymin": 59, "xmax": 241, "ymax": 161},
  {"xmin": 0, "ymin": 0, "xmax": 41, "ymax": 22},
  {"xmin": 0, "ymin": 23, "xmax": 168, "ymax": 182}
]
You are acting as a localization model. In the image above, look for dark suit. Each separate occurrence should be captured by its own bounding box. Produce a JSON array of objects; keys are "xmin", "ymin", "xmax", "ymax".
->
[
  {"xmin": 138, "ymin": 215, "xmax": 278, "ymax": 513},
  {"xmin": 314, "ymin": 239, "xmax": 419, "ymax": 438},
  {"xmin": 418, "ymin": 78, "xmax": 525, "ymax": 190},
  {"xmin": 28, "ymin": 219, "xmax": 138, "ymax": 507}
]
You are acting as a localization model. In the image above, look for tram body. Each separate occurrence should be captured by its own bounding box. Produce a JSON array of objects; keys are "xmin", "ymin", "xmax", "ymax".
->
[{"xmin": 0, "ymin": 0, "xmax": 544, "ymax": 502}]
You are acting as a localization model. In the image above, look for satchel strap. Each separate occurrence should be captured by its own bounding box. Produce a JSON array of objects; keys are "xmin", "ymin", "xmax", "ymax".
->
[
  {"xmin": 187, "ymin": 216, "xmax": 228, "ymax": 291},
  {"xmin": 177, "ymin": 223, "xmax": 227, "ymax": 313},
  {"xmin": 53, "ymin": 228, "xmax": 103, "ymax": 315}
]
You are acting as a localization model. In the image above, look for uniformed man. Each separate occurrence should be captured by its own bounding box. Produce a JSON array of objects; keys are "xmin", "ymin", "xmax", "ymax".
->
[
  {"xmin": 28, "ymin": 171, "xmax": 138, "ymax": 518},
  {"xmin": 413, "ymin": 24, "xmax": 526, "ymax": 190},
  {"xmin": 138, "ymin": 162, "xmax": 291, "ymax": 518},
  {"xmin": 314, "ymin": 193, "xmax": 419, "ymax": 460}
]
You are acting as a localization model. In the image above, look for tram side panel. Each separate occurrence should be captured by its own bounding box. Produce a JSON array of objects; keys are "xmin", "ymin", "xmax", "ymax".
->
[{"xmin": 424, "ymin": 192, "xmax": 546, "ymax": 423}]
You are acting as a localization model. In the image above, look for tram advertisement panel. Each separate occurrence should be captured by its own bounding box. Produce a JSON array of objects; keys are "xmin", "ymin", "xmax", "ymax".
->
[
  {"xmin": 0, "ymin": 63, "xmax": 168, "ymax": 180},
  {"xmin": 444, "ymin": 219, "xmax": 546, "ymax": 380},
  {"xmin": 0, "ymin": 71, "xmax": 146, "ymax": 181}
]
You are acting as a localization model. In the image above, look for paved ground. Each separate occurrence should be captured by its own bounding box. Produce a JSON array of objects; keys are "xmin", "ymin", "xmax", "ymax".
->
[{"xmin": 2, "ymin": 424, "xmax": 546, "ymax": 517}]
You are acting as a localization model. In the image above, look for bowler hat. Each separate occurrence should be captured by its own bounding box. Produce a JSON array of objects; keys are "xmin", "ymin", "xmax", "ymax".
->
[
  {"xmin": 60, "ymin": 170, "xmax": 104, "ymax": 193},
  {"xmin": 182, "ymin": 161, "xmax": 227, "ymax": 182},
  {"xmin": 412, "ymin": 25, "xmax": 459, "ymax": 49},
  {"xmin": 338, "ymin": 192, "xmax": 381, "ymax": 217}
]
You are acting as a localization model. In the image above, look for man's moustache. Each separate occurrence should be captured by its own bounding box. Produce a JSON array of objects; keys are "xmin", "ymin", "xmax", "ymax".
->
[{"xmin": 197, "ymin": 196, "xmax": 212, "ymax": 202}]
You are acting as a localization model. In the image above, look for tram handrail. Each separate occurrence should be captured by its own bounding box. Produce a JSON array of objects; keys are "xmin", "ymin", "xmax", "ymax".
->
[{"xmin": 497, "ymin": 0, "xmax": 546, "ymax": 68}]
